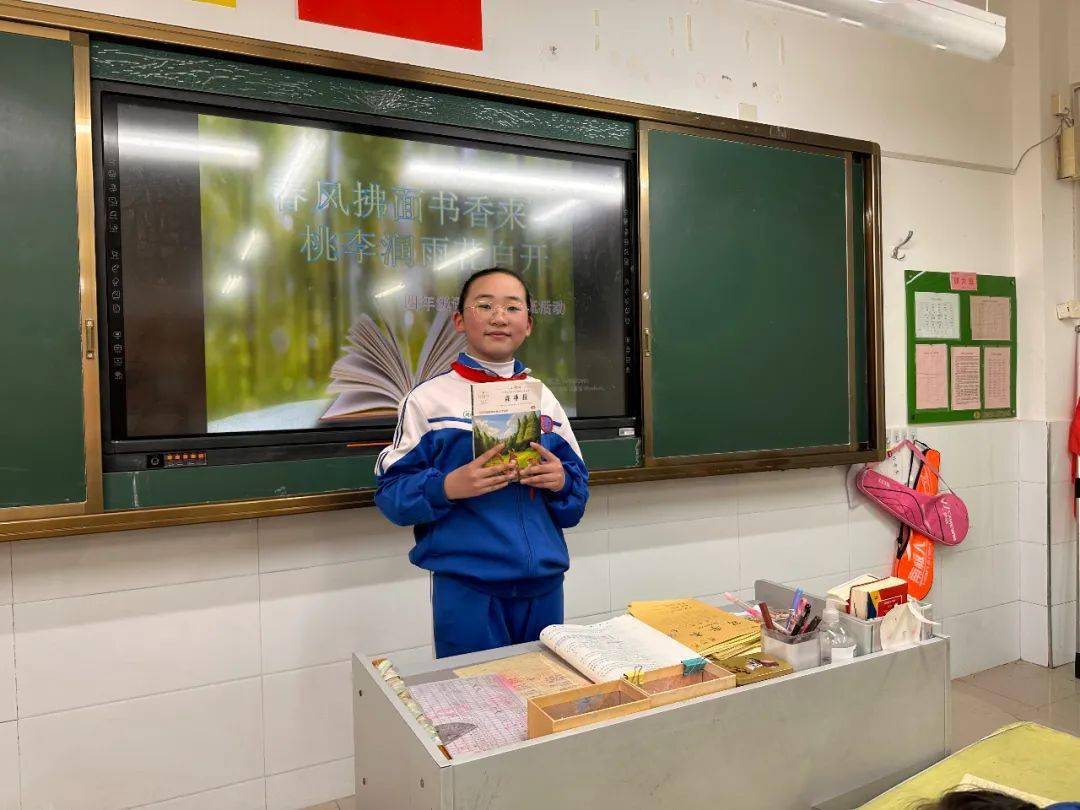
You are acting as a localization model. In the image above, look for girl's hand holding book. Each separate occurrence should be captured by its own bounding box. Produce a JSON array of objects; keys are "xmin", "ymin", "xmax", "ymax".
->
[
  {"xmin": 519, "ymin": 443, "xmax": 566, "ymax": 492},
  {"xmin": 444, "ymin": 443, "xmax": 518, "ymax": 500}
]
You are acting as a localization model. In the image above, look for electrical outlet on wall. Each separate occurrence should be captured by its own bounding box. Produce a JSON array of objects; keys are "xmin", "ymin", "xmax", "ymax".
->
[
  {"xmin": 1056, "ymin": 299, "xmax": 1080, "ymax": 319},
  {"xmin": 886, "ymin": 426, "xmax": 919, "ymax": 447}
]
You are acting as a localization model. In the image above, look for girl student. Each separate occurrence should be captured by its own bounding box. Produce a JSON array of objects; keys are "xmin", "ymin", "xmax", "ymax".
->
[{"xmin": 374, "ymin": 268, "xmax": 589, "ymax": 658}]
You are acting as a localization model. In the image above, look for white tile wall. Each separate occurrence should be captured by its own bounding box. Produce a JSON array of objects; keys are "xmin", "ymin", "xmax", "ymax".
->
[
  {"xmin": 782, "ymin": 570, "xmax": 853, "ymax": 598},
  {"xmin": 608, "ymin": 516, "xmax": 739, "ymax": 605},
  {"xmin": 847, "ymin": 503, "xmax": 898, "ymax": 571},
  {"xmin": 0, "ymin": 544, "xmax": 12, "ymax": 606},
  {"xmin": 263, "ymin": 663, "xmax": 353, "ymax": 775},
  {"xmin": 0, "ymin": 720, "xmax": 17, "ymax": 810},
  {"xmin": 738, "ymin": 504, "xmax": 850, "ymax": 587},
  {"xmin": 1019, "ymin": 481, "xmax": 1049, "ymax": 545},
  {"xmin": 1020, "ymin": 541, "xmax": 1049, "ymax": 606},
  {"xmin": 935, "ymin": 543, "xmax": 1020, "ymax": 619},
  {"xmin": 18, "ymin": 678, "xmax": 264, "ymax": 810},
  {"xmin": 260, "ymin": 555, "xmax": 431, "ymax": 673},
  {"xmin": 258, "ymin": 508, "xmax": 411, "ymax": 573},
  {"xmin": 952, "ymin": 485, "xmax": 994, "ymax": 549},
  {"xmin": 989, "ymin": 424, "xmax": 1020, "ymax": 485},
  {"xmin": 606, "ymin": 476, "xmax": 736, "ymax": 528},
  {"xmin": 14, "ymin": 576, "xmax": 261, "ymax": 716},
  {"xmin": 265, "ymin": 758, "xmax": 353, "ymax": 810},
  {"xmin": 735, "ymin": 466, "xmax": 848, "ymax": 514},
  {"xmin": 1019, "ymin": 420, "xmax": 1048, "ymax": 484},
  {"xmin": 0, "ymin": 608, "xmax": 14, "ymax": 723},
  {"xmin": 942, "ymin": 602, "xmax": 1021, "ymax": 678},
  {"xmin": 1020, "ymin": 601, "xmax": 1050, "ymax": 667},
  {"xmin": 1051, "ymin": 601, "xmax": 1078, "ymax": 667},
  {"xmin": 11, "ymin": 520, "xmax": 258, "ymax": 602},
  {"xmin": 1018, "ymin": 421, "xmax": 1047, "ymax": 665},
  {"xmin": 563, "ymin": 529, "xmax": 611, "ymax": 617},
  {"xmin": 1050, "ymin": 541, "xmax": 1078, "ymax": 606},
  {"xmin": 1049, "ymin": 479, "xmax": 1077, "ymax": 545},
  {"xmin": 134, "ymin": 780, "xmax": 266, "ymax": 810},
  {"xmin": 991, "ymin": 482, "xmax": 1020, "ymax": 545},
  {"xmin": 564, "ymin": 495, "xmax": 609, "ymax": 536},
  {"xmin": 1048, "ymin": 420, "xmax": 1072, "ymax": 485},
  {"xmin": 917, "ymin": 423, "xmax": 999, "ymax": 488}
]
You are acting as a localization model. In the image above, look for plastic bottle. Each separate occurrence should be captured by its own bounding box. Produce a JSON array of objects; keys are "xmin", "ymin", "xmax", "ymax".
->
[{"xmin": 819, "ymin": 599, "xmax": 857, "ymax": 664}]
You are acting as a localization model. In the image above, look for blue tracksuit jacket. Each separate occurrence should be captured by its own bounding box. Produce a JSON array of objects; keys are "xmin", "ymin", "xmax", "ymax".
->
[{"xmin": 374, "ymin": 353, "xmax": 589, "ymax": 596}]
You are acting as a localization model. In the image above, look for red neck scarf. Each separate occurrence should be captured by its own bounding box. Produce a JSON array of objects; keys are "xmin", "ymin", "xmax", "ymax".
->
[{"xmin": 451, "ymin": 361, "xmax": 528, "ymax": 383}]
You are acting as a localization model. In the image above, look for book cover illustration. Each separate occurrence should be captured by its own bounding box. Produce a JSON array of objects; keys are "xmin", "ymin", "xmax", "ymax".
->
[
  {"xmin": 321, "ymin": 310, "xmax": 466, "ymax": 421},
  {"xmin": 471, "ymin": 380, "xmax": 543, "ymax": 469}
]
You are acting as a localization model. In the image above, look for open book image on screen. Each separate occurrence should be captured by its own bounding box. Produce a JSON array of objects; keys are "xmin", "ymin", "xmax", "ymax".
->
[
  {"xmin": 471, "ymin": 380, "xmax": 542, "ymax": 469},
  {"xmin": 321, "ymin": 310, "xmax": 465, "ymax": 421}
]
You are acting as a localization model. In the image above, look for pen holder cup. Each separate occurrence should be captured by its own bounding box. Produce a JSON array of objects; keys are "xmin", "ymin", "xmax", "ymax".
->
[{"xmin": 761, "ymin": 627, "xmax": 821, "ymax": 672}]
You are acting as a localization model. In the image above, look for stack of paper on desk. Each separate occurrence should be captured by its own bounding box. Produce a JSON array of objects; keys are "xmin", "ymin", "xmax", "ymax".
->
[
  {"xmin": 453, "ymin": 651, "xmax": 589, "ymax": 699},
  {"xmin": 409, "ymin": 674, "xmax": 527, "ymax": 757},
  {"xmin": 628, "ymin": 598, "xmax": 762, "ymax": 661},
  {"xmin": 539, "ymin": 614, "xmax": 702, "ymax": 683}
]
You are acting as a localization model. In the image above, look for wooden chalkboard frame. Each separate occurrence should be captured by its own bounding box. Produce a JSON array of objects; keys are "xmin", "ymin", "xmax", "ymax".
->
[{"xmin": 0, "ymin": 2, "xmax": 884, "ymax": 541}]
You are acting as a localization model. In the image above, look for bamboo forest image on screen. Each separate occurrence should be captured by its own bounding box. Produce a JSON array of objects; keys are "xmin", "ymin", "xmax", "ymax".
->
[{"xmin": 106, "ymin": 98, "xmax": 630, "ymax": 441}]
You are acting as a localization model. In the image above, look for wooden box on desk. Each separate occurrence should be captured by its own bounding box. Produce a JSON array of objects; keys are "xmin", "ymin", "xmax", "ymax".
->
[
  {"xmin": 637, "ymin": 662, "xmax": 736, "ymax": 707},
  {"xmin": 527, "ymin": 680, "xmax": 650, "ymax": 739}
]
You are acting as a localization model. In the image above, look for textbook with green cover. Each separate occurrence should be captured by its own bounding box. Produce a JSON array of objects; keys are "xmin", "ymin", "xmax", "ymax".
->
[{"xmin": 471, "ymin": 380, "xmax": 542, "ymax": 469}]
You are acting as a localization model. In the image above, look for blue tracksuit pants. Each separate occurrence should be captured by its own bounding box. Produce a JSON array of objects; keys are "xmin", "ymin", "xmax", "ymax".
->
[{"xmin": 432, "ymin": 574, "xmax": 564, "ymax": 659}]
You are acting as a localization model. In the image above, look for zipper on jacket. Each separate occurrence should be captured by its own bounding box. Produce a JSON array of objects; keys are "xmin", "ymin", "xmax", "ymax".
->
[{"xmin": 518, "ymin": 485, "xmax": 534, "ymax": 577}]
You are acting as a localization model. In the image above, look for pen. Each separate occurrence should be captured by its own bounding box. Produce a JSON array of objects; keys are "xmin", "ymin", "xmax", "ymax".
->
[
  {"xmin": 759, "ymin": 602, "xmax": 775, "ymax": 631},
  {"xmin": 786, "ymin": 597, "xmax": 805, "ymax": 632},
  {"xmin": 789, "ymin": 600, "xmax": 812, "ymax": 634},
  {"xmin": 724, "ymin": 592, "xmax": 762, "ymax": 619}
]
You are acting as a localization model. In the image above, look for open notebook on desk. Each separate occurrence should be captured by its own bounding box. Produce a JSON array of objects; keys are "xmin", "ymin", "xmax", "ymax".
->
[{"xmin": 539, "ymin": 614, "xmax": 702, "ymax": 683}]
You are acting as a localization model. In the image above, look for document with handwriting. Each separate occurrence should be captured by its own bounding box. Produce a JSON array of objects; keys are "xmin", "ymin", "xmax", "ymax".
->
[
  {"xmin": 409, "ymin": 674, "xmax": 526, "ymax": 757},
  {"xmin": 539, "ymin": 614, "xmax": 700, "ymax": 683}
]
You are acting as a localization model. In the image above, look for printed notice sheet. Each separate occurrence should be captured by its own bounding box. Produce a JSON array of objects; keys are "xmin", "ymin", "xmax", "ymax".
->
[
  {"xmin": 914, "ymin": 292, "xmax": 960, "ymax": 340},
  {"xmin": 453, "ymin": 651, "xmax": 588, "ymax": 700},
  {"xmin": 539, "ymin": 614, "xmax": 701, "ymax": 683},
  {"xmin": 970, "ymin": 296, "xmax": 1012, "ymax": 341},
  {"xmin": 950, "ymin": 346, "xmax": 981, "ymax": 411},
  {"xmin": 409, "ymin": 674, "xmax": 527, "ymax": 757},
  {"xmin": 984, "ymin": 346, "xmax": 1011, "ymax": 410},
  {"xmin": 914, "ymin": 344, "xmax": 948, "ymax": 410}
]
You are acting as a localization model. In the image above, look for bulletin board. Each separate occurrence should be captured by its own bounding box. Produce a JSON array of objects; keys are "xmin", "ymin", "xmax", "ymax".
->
[{"xmin": 906, "ymin": 270, "xmax": 1016, "ymax": 424}]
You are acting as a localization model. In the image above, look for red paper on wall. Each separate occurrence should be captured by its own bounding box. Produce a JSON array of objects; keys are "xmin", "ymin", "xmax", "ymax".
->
[{"xmin": 297, "ymin": 0, "xmax": 483, "ymax": 50}]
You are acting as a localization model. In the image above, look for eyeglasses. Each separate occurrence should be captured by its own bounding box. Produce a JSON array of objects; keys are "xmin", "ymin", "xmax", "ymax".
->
[{"xmin": 466, "ymin": 301, "xmax": 527, "ymax": 317}]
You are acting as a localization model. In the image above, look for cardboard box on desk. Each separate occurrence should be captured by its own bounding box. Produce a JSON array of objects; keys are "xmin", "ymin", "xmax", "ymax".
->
[
  {"xmin": 636, "ymin": 662, "xmax": 736, "ymax": 707},
  {"xmin": 527, "ymin": 680, "xmax": 650, "ymax": 739}
]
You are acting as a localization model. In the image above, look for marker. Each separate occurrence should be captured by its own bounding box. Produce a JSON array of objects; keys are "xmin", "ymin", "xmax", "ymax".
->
[{"xmin": 759, "ymin": 602, "xmax": 775, "ymax": 631}]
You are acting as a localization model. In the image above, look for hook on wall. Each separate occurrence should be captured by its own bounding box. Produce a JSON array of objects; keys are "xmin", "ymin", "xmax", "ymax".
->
[{"xmin": 891, "ymin": 230, "xmax": 914, "ymax": 261}]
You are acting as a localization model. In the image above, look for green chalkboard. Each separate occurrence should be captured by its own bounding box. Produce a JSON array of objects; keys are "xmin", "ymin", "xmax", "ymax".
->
[
  {"xmin": 645, "ymin": 126, "xmax": 855, "ymax": 461},
  {"xmin": 0, "ymin": 31, "xmax": 86, "ymax": 510},
  {"xmin": 906, "ymin": 271, "xmax": 1017, "ymax": 423}
]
